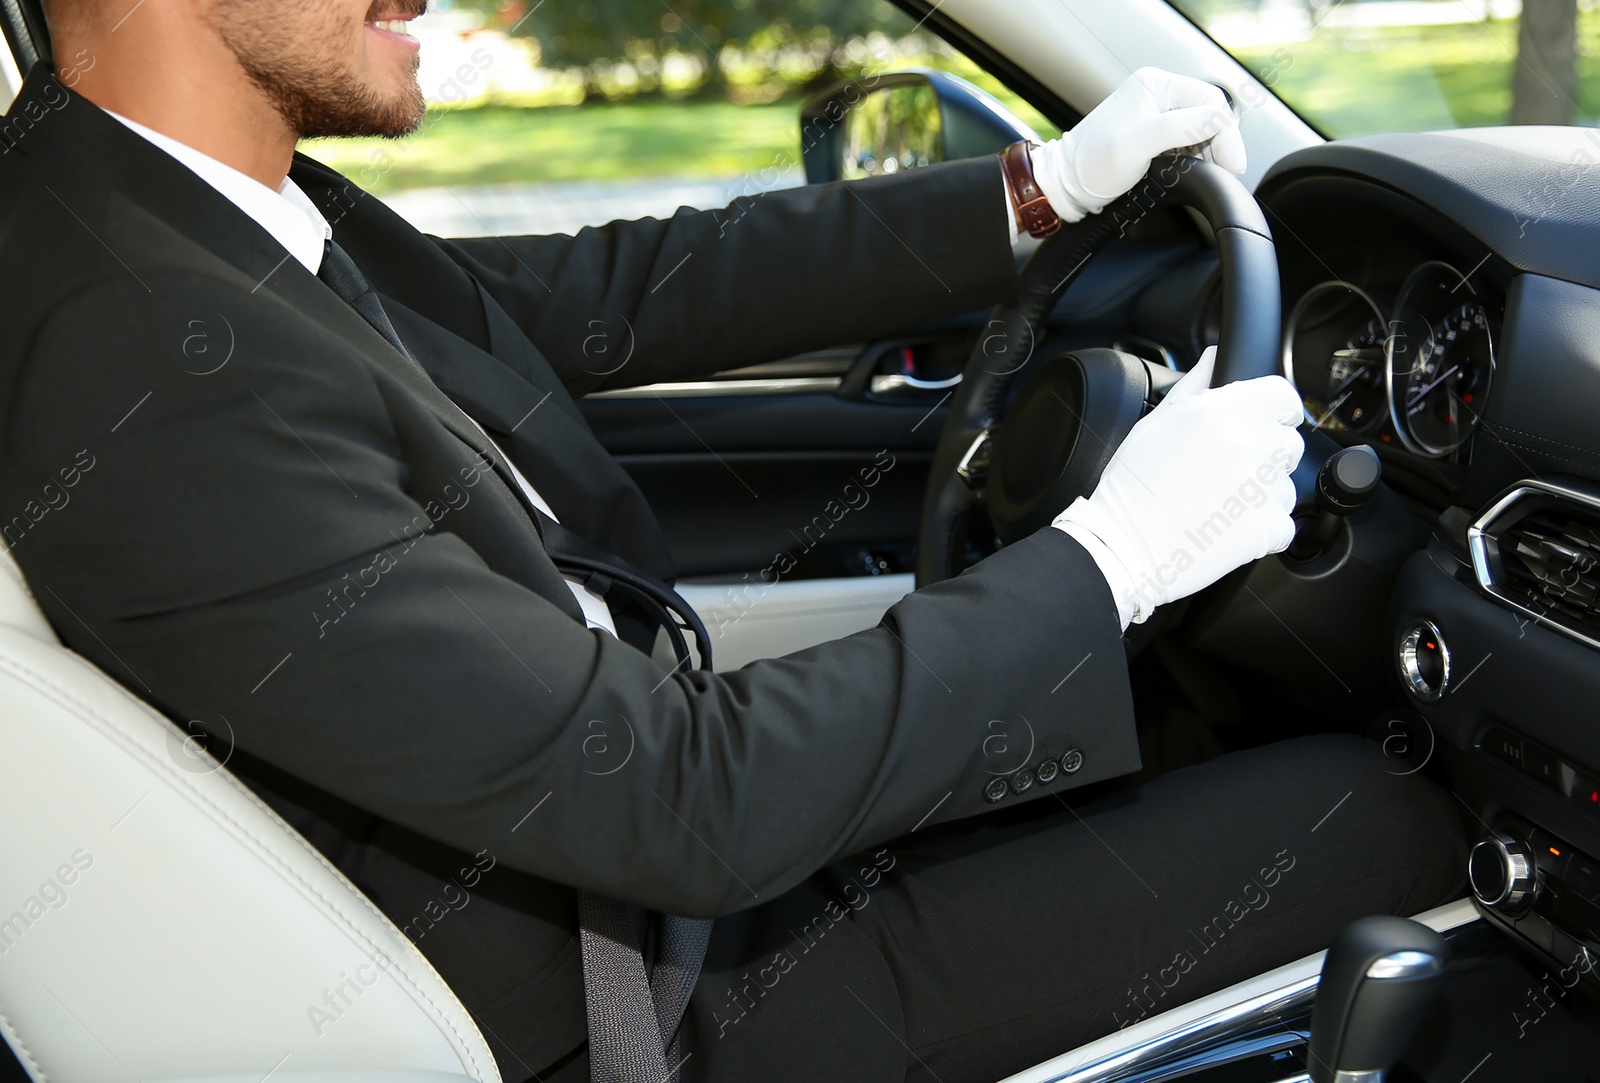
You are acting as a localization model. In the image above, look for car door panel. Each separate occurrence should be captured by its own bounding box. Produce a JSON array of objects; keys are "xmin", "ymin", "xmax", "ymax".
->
[{"xmin": 580, "ymin": 239, "xmax": 1211, "ymax": 579}]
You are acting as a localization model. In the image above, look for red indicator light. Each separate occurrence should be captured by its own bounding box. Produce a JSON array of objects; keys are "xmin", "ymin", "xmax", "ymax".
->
[
  {"xmin": 1426, "ymin": 642, "xmax": 1436, "ymax": 649},
  {"xmin": 1590, "ymin": 790, "xmax": 1598, "ymax": 804},
  {"xmin": 1464, "ymin": 393, "xmax": 1474, "ymax": 404}
]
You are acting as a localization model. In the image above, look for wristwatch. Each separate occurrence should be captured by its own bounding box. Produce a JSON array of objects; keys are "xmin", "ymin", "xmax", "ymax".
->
[{"xmin": 1000, "ymin": 140, "xmax": 1062, "ymax": 239}]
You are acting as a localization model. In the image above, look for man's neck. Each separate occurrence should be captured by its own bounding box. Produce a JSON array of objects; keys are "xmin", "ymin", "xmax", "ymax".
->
[{"xmin": 53, "ymin": 29, "xmax": 299, "ymax": 190}]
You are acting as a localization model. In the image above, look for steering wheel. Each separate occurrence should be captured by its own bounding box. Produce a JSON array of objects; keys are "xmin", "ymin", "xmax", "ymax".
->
[{"xmin": 915, "ymin": 156, "xmax": 1282, "ymax": 588}]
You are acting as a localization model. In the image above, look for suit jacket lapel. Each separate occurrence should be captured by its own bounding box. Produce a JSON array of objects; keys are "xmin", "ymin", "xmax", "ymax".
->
[
  {"xmin": 6, "ymin": 68, "xmax": 579, "ymax": 587},
  {"xmin": 288, "ymin": 157, "xmax": 679, "ymax": 584},
  {"xmin": 10, "ymin": 63, "xmax": 677, "ymax": 589}
]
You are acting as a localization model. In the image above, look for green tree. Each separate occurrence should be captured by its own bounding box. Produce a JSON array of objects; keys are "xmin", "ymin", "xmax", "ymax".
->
[
  {"xmin": 1510, "ymin": 0, "xmax": 1580, "ymax": 124},
  {"xmin": 455, "ymin": 0, "xmax": 912, "ymax": 97}
]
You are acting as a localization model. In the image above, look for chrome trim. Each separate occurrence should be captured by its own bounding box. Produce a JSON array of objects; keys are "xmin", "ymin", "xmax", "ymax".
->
[
  {"xmin": 956, "ymin": 428, "xmax": 993, "ymax": 488},
  {"xmin": 870, "ymin": 372, "xmax": 964, "ymax": 394},
  {"xmin": 1366, "ymin": 950, "xmax": 1444, "ymax": 979},
  {"xmin": 1383, "ymin": 260, "xmax": 1495, "ymax": 458},
  {"xmin": 1467, "ymin": 479, "xmax": 1600, "ymax": 652},
  {"xmin": 997, "ymin": 899, "xmax": 1478, "ymax": 1083},
  {"xmin": 1397, "ymin": 619, "xmax": 1449, "ymax": 702},
  {"xmin": 586, "ymin": 377, "xmax": 841, "ymax": 400},
  {"xmin": 1331, "ymin": 1071, "xmax": 1384, "ymax": 1083},
  {"xmin": 1281, "ymin": 280, "xmax": 1386, "ymax": 431},
  {"xmin": 1005, "ymin": 973, "xmax": 1318, "ymax": 1083},
  {"xmin": 1470, "ymin": 832, "xmax": 1535, "ymax": 910}
]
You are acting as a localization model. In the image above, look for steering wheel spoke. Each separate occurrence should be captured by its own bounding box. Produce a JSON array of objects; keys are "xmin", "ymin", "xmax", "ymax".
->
[
  {"xmin": 955, "ymin": 427, "xmax": 997, "ymax": 490},
  {"xmin": 914, "ymin": 156, "xmax": 1282, "ymax": 588}
]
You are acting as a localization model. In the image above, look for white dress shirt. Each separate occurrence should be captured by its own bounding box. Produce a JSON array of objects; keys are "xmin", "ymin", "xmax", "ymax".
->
[{"xmin": 106, "ymin": 111, "xmax": 620, "ymax": 636}]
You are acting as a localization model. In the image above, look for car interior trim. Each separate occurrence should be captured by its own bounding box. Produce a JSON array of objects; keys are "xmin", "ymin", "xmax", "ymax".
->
[
  {"xmin": 668, "ymin": 574, "xmax": 915, "ymax": 672},
  {"xmin": 1468, "ymin": 478, "xmax": 1600, "ymax": 653},
  {"xmin": 585, "ymin": 376, "xmax": 844, "ymax": 400},
  {"xmin": 995, "ymin": 899, "xmax": 1477, "ymax": 1083}
]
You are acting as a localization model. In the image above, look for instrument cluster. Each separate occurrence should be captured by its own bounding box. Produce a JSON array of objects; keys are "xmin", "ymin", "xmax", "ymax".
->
[{"xmin": 1282, "ymin": 261, "xmax": 1498, "ymax": 459}]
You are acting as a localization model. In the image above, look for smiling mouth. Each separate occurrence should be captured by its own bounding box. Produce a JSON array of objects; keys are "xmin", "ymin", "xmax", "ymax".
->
[{"xmin": 366, "ymin": 0, "xmax": 427, "ymax": 36}]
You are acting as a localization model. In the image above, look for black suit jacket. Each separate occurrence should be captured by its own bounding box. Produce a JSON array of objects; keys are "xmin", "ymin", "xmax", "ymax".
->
[{"xmin": 0, "ymin": 64, "xmax": 1139, "ymax": 1077}]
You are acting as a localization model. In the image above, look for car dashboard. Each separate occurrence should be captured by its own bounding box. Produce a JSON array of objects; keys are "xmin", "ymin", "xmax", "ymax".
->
[{"xmin": 1235, "ymin": 127, "xmax": 1600, "ymax": 979}]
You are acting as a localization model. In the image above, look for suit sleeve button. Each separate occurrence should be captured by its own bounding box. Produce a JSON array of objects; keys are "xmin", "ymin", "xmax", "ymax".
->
[
  {"xmin": 1036, "ymin": 758, "xmax": 1059, "ymax": 784},
  {"xmin": 1061, "ymin": 748, "xmax": 1084, "ymax": 775},
  {"xmin": 1010, "ymin": 768, "xmax": 1035, "ymax": 795},
  {"xmin": 984, "ymin": 777, "xmax": 1010, "ymax": 803}
]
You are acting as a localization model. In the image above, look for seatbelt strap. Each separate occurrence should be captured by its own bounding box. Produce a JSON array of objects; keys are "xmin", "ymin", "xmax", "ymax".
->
[
  {"xmin": 532, "ymin": 510, "xmax": 714, "ymax": 1081},
  {"xmin": 531, "ymin": 508, "xmax": 713, "ymax": 674},
  {"xmin": 317, "ymin": 244, "xmax": 716, "ymax": 1077}
]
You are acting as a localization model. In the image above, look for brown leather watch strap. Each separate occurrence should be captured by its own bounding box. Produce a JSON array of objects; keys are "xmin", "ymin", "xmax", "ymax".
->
[{"xmin": 1000, "ymin": 140, "xmax": 1061, "ymax": 239}]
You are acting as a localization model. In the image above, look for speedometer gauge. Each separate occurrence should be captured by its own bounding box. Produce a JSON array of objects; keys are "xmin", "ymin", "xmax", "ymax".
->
[
  {"xmin": 1386, "ymin": 261, "xmax": 1496, "ymax": 457},
  {"xmin": 1282, "ymin": 281, "xmax": 1388, "ymax": 433}
]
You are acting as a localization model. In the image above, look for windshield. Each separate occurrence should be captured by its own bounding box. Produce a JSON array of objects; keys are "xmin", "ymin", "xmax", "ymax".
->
[{"xmin": 1168, "ymin": 0, "xmax": 1595, "ymax": 138}]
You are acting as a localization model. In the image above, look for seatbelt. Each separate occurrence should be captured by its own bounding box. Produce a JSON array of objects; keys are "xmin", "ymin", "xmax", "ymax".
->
[
  {"xmin": 533, "ymin": 507, "xmax": 715, "ymax": 1081},
  {"xmin": 315, "ymin": 247, "xmax": 715, "ymax": 1082},
  {"xmin": 531, "ymin": 509, "xmax": 713, "ymax": 674}
]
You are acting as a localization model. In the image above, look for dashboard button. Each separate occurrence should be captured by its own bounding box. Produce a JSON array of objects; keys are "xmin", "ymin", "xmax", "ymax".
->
[
  {"xmin": 1573, "ymin": 774, "xmax": 1600, "ymax": 812},
  {"xmin": 1399, "ymin": 619, "xmax": 1450, "ymax": 701},
  {"xmin": 1531, "ymin": 829, "xmax": 1573, "ymax": 881},
  {"xmin": 1523, "ymin": 742, "xmax": 1562, "ymax": 790},
  {"xmin": 1470, "ymin": 832, "xmax": 1537, "ymax": 912},
  {"xmin": 983, "ymin": 778, "xmax": 1009, "ymax": 804},
  {"xmin": 1484, "ymin": 728, "xmax": 1524, "ymax": 769},
  {"xmin": 1569, "ymin": 857, "xmax": 1600, "ymax": 904}
]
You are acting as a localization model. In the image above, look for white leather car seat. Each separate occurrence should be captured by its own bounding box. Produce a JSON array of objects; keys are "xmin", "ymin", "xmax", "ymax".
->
[{"xmin": 0, "ymin": 546, "xmax": 500, "ymax": 1083}]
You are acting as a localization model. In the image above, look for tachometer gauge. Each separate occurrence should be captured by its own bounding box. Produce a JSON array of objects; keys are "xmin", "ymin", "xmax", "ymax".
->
[
  {"xmin": 1282, "ymin": 281, "xmax": 1389, "ymax": 433},
  {"xmin": 1401, "ymin": 302, "xmax": 1495, "ymax": 455},
  {"xmin": 1386, "ymin": 261, "xmax": 1496, "ymax": 457}
]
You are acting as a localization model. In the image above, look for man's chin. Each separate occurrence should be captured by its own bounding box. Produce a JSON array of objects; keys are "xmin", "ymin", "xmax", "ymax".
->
[{"xmin": 297, "ymin": 86, "xmax": 426, "ymax": 140}]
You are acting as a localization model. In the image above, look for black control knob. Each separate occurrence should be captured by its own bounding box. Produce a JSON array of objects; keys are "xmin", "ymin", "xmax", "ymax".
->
[
  {"xmin": 1307, "ymin": 915, "xmax": 1450, "ymax": 1083},
  {"xmin": 1319, "ymin": 444, "xmax": 1383, "ymax": 512},
  {"xmin": 1469, "ymin": 831, "xmax": 1537, "ymax": 912},
  {"xmin": 1288, "ymin": 444, "xmax": 1382, "ymax": 561}
]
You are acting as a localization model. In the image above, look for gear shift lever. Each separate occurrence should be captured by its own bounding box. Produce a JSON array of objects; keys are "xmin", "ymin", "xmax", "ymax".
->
[{"xmin": 1307, "ymin": 915, "xmax": 1450, "ymax": 1083}]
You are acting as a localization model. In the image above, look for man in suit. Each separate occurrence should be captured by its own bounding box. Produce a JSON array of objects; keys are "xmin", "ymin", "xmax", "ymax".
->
[{"xmin": 0, "ymin": 2, "xmax": 1464, "ymax": 1081}]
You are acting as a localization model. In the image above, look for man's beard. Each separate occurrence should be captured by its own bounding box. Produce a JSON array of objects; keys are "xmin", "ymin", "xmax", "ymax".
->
[{"xmin": 211, "ymin": 0, "xmax": 426, "ymax": 139}]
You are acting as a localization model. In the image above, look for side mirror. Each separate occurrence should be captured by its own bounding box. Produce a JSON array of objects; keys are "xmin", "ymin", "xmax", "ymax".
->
[{"xmin": 799, "ymin": 68, "xmax": 1042, "ymax": 185}]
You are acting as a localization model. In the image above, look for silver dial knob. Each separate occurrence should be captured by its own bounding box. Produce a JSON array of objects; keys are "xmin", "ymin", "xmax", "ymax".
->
[{"xmin": 1469, "ymin": 831, "xmax": 1536, "ymax": 911}]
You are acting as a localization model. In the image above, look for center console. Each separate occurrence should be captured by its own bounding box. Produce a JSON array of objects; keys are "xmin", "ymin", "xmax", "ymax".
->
[
  {"xmin": 1470, "ymin": 815, "xmax": 1600, "ymax": 982},
  {"xmin": 1388, "ymin": 478, "xmax": 1600, "ymax": 989}
]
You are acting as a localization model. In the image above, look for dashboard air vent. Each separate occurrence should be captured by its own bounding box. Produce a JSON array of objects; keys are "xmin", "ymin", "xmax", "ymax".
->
[{"xmin": 1470, "ymin": 481, "xmax": 1600, "ymax": 649}]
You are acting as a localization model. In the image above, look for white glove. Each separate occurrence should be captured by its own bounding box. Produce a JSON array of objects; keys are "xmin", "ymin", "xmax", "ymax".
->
[
  {"xmin": 1053, "ymin": 347, "xmax": 1304, "ymax": 629},
  {"xmin": 1032, "ymin": 68, "xmax": 1246, "ymax": 226}
]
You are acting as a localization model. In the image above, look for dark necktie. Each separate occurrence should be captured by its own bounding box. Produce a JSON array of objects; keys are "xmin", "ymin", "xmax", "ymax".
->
[
  {"xmin": 316, "ymin": 238, "xmax": 714, "ymax": 1083},
  {"xmin": 317, "ymin": 239, "xmax": 424, "ymax": 371}
]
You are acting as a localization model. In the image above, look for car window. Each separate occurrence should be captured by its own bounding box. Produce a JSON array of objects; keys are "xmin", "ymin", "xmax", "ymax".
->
[
  {"xmin": 301, "ymin": 0, "xmax": 1058, "ymax": 238},
  {"xmin": 1168, "ymin": 0, "xmax": 1597, "ymax": 138}
]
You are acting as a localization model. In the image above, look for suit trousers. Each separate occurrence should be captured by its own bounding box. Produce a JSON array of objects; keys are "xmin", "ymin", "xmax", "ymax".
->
[{"xmin": 540, "ymin": 733, "xmax": 1467, "ymax": 1083}]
